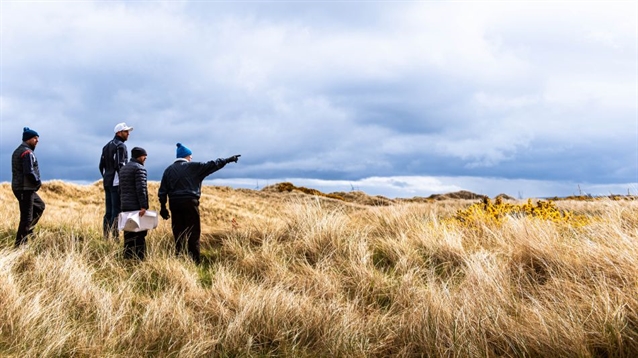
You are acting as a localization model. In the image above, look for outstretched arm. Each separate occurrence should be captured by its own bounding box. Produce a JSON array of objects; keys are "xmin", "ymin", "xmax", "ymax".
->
[{"xmin": 196, "ymin": 154, "xmax": 241, "ymax": 181}]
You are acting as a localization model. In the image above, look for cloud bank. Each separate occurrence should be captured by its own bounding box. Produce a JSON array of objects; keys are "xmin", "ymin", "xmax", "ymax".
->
[{"xmin": 1, "ymin": 1, "xmax": 636, "ymax": 198}]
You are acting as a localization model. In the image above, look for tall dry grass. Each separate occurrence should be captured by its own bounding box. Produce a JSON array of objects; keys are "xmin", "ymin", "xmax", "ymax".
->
[{"xmin": 0, "ymin": 180, "xmax": 637, "ymax": 357}]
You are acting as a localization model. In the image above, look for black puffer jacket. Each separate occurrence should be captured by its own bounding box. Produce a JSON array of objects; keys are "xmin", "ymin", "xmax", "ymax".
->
[
  {"xmin": 158, "ymin": 158, "xmax": 226, "ymax": 205},
  {"xmin": 119, "ymin": 158, "xmax": 148, "ymax": 212}
]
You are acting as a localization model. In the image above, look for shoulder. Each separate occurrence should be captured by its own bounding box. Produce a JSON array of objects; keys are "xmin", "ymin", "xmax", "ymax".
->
[
  {"xmin": 111, "ymin": 138, "xmax": 126, "ymax": 147},
  {"xmin": 17, "ymin": 147, "xmax": 33, "ymax": 159},
  {"xmin": 131, "ymin": 161, "xmax": 146, "ymax": 171},
  {"xmin": 170, "ymin": 160, "xmax": 190, "ymax": 169},
  {"xmin": 14, "ymin": 143, "xmax": 28, "ymax": 152},
  {"xmin": 103, "ymin": 140, "xmax": 121, "ymax": 152}
]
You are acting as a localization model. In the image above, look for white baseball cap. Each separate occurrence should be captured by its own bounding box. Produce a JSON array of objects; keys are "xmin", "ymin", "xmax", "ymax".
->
[{"xmin": 114, "ymin": 122, "xmax": 134, "ymax": 133}]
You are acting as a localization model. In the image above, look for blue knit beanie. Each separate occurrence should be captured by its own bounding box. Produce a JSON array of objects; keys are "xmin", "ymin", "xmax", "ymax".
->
[
  {"xmin": 176, "ymin": 143, "xmax": 193, "ymax": 158},
  {"xmin": 22, "ymin": 127, "xmax": 39, "ymax": 141}
]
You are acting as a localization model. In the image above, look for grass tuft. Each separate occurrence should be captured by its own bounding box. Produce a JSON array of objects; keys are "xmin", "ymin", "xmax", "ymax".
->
[{"xmin": 1, "ymin": 181, "xmax": 638, "ymax": 356}]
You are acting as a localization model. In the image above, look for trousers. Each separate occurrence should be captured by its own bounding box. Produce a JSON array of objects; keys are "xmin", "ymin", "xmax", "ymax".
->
[
  {"xmin": 123, "ymin": 230, "xmax": 147, "ymax": 260},
  {"xmin": 169, "ymin": 198, "xmax": 201, "ymax": 264},
  {"xmin": 103, "ymin": 185, "xmax": 121, "ymax": 239},
  {"xmin": 13, "ymin": 190, "xmax": 46, "ymax": 247}
]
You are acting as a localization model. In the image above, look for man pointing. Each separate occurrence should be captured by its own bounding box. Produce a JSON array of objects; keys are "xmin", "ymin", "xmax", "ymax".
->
[{"xmin": 158, "ymin": 143, "xmax": 240, "ymax": 264}]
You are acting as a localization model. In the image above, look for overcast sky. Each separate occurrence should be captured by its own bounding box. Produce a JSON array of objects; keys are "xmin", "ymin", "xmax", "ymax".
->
[{"xmin": 1, "ymin": 1, "xmax": 636, "ymax": 198}]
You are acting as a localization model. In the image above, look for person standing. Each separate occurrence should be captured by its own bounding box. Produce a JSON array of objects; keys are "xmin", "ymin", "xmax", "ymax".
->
[
  {"xmin": 118, "ymin": 147, "xmax": 149, "ymax": 260},
  {"xmin": 158, "ymin": 143, "xmax": 240, "ymax": 264},
  {"xmin": 11, "ymin": 127, "xmax": 45, "ymax": 247},
  {"xmin": 99, "ymin": 122, "xmax": 133, "ymax": 240}
]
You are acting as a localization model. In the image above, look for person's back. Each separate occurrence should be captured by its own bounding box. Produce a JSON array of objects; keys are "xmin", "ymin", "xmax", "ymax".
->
[
  {"xmin": 158, "ymin": 142, "xmax": 240, "ymax": 264},
  {"xmin": 118, "ymin": 147, "xmax": 148, "ymax": 260},
  {"xmin": 119, "ymin": 157, "xmax": 148, "ymax": 212},
  {"xmin": 99, "ymin": 136, "xmax": 127, "ymax": 187},
  {"xmin": 158, "ymin": 159, "xmax": 226, "ymax": 201}
]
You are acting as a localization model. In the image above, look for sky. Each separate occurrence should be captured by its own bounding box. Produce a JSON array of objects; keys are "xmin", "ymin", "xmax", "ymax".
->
[{"xmin": 1, "ymin": 1, "xmax": 636, "ymax": 198}]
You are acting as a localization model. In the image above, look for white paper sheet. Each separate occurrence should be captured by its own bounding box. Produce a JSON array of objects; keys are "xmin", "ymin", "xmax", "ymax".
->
[{"xmin": 118, "ymin": 210, "xmax": 158, "ymax": 232}]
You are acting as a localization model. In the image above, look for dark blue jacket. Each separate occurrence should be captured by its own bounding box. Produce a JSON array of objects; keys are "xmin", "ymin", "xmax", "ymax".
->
[
  {"xmin": 119, "ymin": 158, "xmax": 148, "ymax": 212},
  {"xmin": 99, "ymin": 135, "xmax": 128, "ymax": 187},
  {"xmin": 12, "ymin": 142, "xmax": 41, "ymax": 191},
  {"xmin": 158, "ymin": 158, "xmax": 226, "ymax": 205}
]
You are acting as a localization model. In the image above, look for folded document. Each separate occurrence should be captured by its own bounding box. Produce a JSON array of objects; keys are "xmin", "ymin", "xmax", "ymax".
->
[{"xmin": 118, "ymin": 210, "xmax": 158, "ymax": 232}]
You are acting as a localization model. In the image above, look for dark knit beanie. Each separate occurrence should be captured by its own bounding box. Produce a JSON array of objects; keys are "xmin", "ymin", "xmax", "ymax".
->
[
  {"xmin": 176, "ymin": 143, "xmax": 193, "ymax": 158},
  {"xmin": 131, "ymin": 147, "xmax": 147, "ymax": 158},
  {"xmin": 22, "ymin": 127, "xmax": 39, "ymax": 141}
]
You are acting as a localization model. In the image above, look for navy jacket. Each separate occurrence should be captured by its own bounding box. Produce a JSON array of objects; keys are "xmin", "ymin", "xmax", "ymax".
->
[
  {"xmin": 12, "ymin": 142, "xmax": 41, "ymax": 191},
  {"xmin": 119, "ymin": 158, "xmax": 148, "ymax": 212},
  {"xmin": 158, "ymin": 158, "xmax": 226, "ymax": 205},
  {"xmin": 99, "ymin": 135, "xmax": 128, "ymax": 187}
]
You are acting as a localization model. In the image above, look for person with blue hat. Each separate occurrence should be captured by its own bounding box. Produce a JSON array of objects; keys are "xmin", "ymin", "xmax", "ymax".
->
[
  {"xmin": 158, "ymin": 143, "xmax": 240, "ymax": 264},
  {"xmin": 11, "ymin": 127, "xmax": 45, "ymax": 247}
]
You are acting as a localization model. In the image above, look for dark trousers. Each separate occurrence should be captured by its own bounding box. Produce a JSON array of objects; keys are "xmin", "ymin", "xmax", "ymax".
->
[
  {"xmin": 13, "ymin": 190, "xmax": 46, "ymax": 247},
  {"xmin": 123, "ymin": 230, "xmax": 147, "ymax": 260},
  {"xmin": 169, "ymin": 198, "xmax": 201, "ymax": 264},
  {"xmin": 103, "ymin": 185, "xmax": 121, "ymax": 239}
]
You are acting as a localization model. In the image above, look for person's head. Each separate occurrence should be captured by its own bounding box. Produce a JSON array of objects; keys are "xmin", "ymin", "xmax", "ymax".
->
[
  {"xmin": 22, "ymin": 127, "xmax": 39, "ymax": 148},
  {"xmin": 176, "ymin": 143, "xmax": 193, "ymax": 161},
  {"xmin": 114, "ymin": 122, "xmax": 133, "ymax": 141},
  {"xmin": 131, "ymin": 147, "xmax": 147, "ymax": 165}
]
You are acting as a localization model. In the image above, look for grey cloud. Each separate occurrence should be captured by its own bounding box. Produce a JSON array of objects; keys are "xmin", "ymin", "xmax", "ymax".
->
[{"xmin": 1, "ymin": 1, "xmax": 635, "ymax": 197}]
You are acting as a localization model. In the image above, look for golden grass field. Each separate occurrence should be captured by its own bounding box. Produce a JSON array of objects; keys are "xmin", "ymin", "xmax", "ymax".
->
[{"xmin": 1, "ymin": 180, "xmax": 638, "ymax": 357}]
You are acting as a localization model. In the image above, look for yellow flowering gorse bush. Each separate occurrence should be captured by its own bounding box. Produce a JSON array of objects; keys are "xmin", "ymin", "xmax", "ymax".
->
[{"xmin": 452, "ymin": 197, "xmax": 590, "ymax": 227}]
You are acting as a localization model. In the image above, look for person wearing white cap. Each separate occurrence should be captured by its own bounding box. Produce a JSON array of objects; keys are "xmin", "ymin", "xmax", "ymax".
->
[{"xmin": 99, "ymin": 122, "xmax": 133, "ymax": 241}]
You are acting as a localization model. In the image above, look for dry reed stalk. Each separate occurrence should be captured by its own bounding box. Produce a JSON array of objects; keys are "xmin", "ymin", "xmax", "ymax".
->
[{"xmin": 0, "ymin": 182, "xmax": 637, "ymax": 356}]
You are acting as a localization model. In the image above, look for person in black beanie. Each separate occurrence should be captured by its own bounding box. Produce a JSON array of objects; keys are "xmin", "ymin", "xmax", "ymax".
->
[
  {"xmin": 119, "ymin": 146, "xmax": 149, "ymax": 260},
  {"xmin": 99, "ymin": 122, "xmax": 133, "ymax": 241},
  {"xmin": 158, "ymin": 143, "xmax": 240, "ymax": 264},
  {"xmin": 11, "ymin": 127, "xmax": 45, "ymax": 247}
]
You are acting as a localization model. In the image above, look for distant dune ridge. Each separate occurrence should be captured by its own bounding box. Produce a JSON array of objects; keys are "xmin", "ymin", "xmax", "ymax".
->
[
  {"xmin": 1, "ymin": 180, "xmax": 638, "ymax": 356},
  {"xmin": 261, "ymin": 181, "xmax": 494, "ymax": 204}
]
